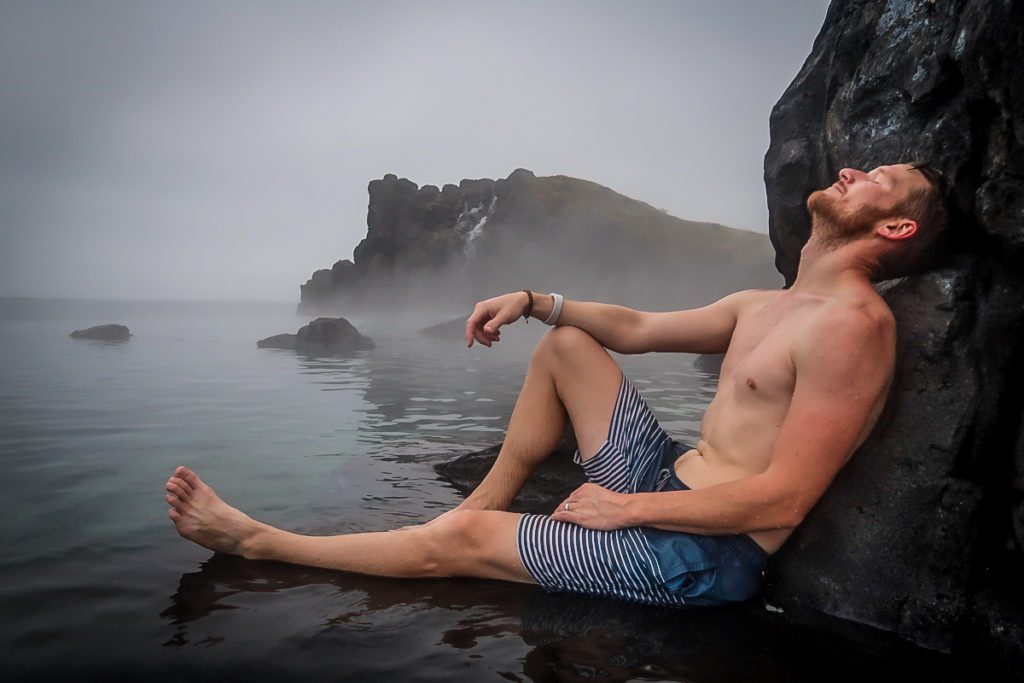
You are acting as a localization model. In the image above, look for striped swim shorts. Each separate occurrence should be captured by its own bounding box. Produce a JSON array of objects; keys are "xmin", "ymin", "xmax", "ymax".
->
[{"xmin": 516, "ymin": 374, "xmax": 769, "ymax": 607}]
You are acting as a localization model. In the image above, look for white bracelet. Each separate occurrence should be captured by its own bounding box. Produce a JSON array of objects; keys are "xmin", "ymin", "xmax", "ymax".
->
[{"xmin": 544, "ymin": 292, "xmax": 564, "ymax": 325}]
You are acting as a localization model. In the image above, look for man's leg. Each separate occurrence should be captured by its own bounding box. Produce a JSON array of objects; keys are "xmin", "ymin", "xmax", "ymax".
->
[
  {"xmin": 166, "ymin": 465, "xmax": 534, "ymax": 582},
  {"xmin": 458, "ymin": 325, "xmax": 624, "ymax": 511},
  {"xmin": 165, "ymin": 326, "xmax": 624, "ymax": 580}
]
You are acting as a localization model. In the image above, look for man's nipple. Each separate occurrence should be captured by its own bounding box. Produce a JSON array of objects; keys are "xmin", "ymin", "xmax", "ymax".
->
[{"xmin": 746, "ymin": 377, "xmax": 758, "ymax": 391}]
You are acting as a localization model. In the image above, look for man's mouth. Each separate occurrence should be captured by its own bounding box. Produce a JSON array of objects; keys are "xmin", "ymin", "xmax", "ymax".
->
[{"xmin": 831, "ymin": 182, "xmax": 845, "ymax": 195}]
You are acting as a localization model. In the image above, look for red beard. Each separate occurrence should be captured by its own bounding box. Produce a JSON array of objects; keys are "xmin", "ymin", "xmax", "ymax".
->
[{"xmin": 806, "ymin": 189, "xmax": 889, "ymax": 246}]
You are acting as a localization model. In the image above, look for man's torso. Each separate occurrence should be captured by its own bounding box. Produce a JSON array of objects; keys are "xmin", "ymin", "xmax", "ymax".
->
[{"xmin": 673, "ymin": 288, "xmax": 894, "ymax": 553}]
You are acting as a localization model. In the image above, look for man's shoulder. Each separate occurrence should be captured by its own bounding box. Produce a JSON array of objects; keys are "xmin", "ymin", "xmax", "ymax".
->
[
  {"xmin": 820, "ymin": 288, "xmax": 895, "ymax": 334},
  {"xmin": 725, "ymin": 288, "xmax": 784, "ymax": 313},
  {"xmin": 801, "ymin": 292, "xmax": 896, "ymax": 362}
]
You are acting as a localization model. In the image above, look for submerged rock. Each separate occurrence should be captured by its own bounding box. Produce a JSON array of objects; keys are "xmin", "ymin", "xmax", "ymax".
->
[
  {"xmin": 70, "ymin": 324, "xmax": 131, "ymax": 341},
  {"xmin": 257, "ymin": 317, "xmax": 374, "ymax": 353}
]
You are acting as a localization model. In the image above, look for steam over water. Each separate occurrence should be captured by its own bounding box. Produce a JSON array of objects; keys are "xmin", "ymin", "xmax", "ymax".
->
[{"xmin": 0, "ymin": 298, "xmax": 953, "ymax": 680}]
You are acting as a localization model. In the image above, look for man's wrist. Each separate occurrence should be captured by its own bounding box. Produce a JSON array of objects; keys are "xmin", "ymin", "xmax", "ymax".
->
[
  {"xmin": 524, "ymin": 290, "xmax": 554, "ymax": 321},
  {"xmin": 622, "ymin": 493, "xmax": 647, "ymax": 527}
]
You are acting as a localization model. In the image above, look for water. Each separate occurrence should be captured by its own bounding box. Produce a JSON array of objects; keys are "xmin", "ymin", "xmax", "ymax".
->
[{"xmin": 0, "ymin": 298, "xmax": 959, "ymax": 681}]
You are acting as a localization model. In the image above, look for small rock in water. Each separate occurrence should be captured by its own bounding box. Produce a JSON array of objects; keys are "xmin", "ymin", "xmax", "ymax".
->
[
  {"xmin": 70, "ymin": 324, "xmax": 131, "ymax": 341},
  {"xmin": 257, "ymin": 317, "xmax": 374, "ymax": 353}
]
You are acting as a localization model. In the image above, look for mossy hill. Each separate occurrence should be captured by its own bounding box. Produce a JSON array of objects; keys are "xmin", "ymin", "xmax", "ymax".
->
[{"xmin": 300, "ymin": 169, "xmax": 780, "ymax": 315}]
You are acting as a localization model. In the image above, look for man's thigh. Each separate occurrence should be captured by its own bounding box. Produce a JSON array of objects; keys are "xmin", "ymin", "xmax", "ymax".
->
[{"xmin": 543, "ymin": 327, "xmax": 624, "ymax": 460}]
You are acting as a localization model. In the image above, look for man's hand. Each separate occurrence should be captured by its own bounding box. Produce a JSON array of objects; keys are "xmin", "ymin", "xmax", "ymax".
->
[
  {"xmin": 551, "ymin": 482, "xmax": 633, "ymax": 530},
  {"xmin": 465, "ymin": 291, "xmax": 530, "ymax": 347}
]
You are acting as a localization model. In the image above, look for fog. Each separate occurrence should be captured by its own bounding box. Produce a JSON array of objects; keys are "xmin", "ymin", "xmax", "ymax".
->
[{"xmin": 0, "ymin": 0, "xmax": 829, "ymax": 302}]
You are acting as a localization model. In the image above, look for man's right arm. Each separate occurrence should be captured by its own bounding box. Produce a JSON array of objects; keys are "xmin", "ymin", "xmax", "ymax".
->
[{"xmin": 465, "ymin": 290, "xmax": 760, "ymax": 354}]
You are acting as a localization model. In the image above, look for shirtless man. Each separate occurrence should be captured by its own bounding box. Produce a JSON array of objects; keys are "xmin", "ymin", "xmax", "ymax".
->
[{"xmin": 165, "ymin": 161, "xmax": 952, "ymax": 605}]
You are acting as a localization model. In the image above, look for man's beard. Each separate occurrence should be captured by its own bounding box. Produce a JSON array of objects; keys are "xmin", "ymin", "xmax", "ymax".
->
[{"xmin": 806, "ymin": 189, "xmax": 889, "ymax": 248}]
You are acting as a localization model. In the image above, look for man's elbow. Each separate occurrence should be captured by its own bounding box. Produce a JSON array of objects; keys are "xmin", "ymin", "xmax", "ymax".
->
[
  {"xmin": 777, "ymin": 509, "xmax": 805, "ymax": 531},
  {"xmin": 772, "ymin": 495, "xmax": 813, "ymax": 530}
]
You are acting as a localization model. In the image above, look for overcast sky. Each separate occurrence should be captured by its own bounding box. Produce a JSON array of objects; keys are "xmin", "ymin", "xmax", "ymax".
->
[{"xmin": 0, "ymin": 0, "xmax": 830, "ymax": 302}]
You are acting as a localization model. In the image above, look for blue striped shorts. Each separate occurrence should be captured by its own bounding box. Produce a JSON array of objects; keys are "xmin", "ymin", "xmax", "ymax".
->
[{"xmin": 516, "ymin": 375, "xmax": 768, "ymax": 606}]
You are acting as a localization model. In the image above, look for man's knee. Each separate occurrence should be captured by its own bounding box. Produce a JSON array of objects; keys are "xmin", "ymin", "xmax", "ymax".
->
[
  {"xmin": 420, "ymin": 510, "xmax": 523, "ymax": 579},
  {"xmin": 536, "ymin": 325, "xmax": 603, "ymax": 361},
  {"xmin": 421, "ymin": 510, "xmax": 485, "ymax": 575}
]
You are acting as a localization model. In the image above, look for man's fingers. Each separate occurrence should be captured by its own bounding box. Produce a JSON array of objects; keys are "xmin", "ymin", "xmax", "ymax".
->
[
  {"xmin": 466, "ymin": 309, "xmax": 488, "ymax": 347},
  {"xmin": 486, "ymin": 308, "xmax": 519, "ymax": 332},
  {"xmin": 551, "ymin": 508, "xmax": 574, "ymax": 522},
  {"xmin": 468, "ymin": 320, "xmax": 503, "ymax": 348}
]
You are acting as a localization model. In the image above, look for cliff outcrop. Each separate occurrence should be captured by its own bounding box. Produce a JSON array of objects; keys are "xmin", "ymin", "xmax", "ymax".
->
[
  {"xmin": 763, "ymin": 0, "xmax": 1024, "ymax": 668},
  {"xmin": 300, "ymin": 170, "xmax": 780, "ymax": 314}
]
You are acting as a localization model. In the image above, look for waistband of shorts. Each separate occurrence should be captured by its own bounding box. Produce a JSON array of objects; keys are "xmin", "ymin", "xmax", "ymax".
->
[{"xmin": 663, "ymin": 442, "xmax": 769, "ymax": 567}]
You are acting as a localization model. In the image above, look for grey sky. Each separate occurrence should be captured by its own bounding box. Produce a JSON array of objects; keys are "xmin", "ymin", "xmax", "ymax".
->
[{"xmin": 0, "ymin": 0, "xmax": 829, "ymax": 302}]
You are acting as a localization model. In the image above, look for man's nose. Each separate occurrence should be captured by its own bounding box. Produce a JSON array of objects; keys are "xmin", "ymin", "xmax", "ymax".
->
[{"xmin": 838, "ymin": 168, "xmax": 864, "ymax": 184}]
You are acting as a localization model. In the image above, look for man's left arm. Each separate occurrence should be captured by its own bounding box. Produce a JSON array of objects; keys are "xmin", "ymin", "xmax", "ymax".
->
[{"xmin": 552, "ymin": 307, "xmax": 895, "ymax": 534}]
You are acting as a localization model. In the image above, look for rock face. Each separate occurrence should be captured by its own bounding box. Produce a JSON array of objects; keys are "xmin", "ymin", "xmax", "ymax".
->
[
  {"xmin": 257, "ymin": 318, "xmax": 374, "ymax": 353},
  {"xmin": 299, "ymin": 169, "xmax": 781, "ymax": 315},
  {"xmin": 763, "ymin": 0, "xmax": 1024, "ymax": 666},
  {"xmin": 70, "ymin": 324, "xmax": 130, "ymax": 341}
]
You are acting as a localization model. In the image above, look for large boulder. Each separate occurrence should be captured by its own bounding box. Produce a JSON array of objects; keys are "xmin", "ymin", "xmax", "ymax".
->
[
  {"xmin": 762, "ymin": 0, "xmax": 1024, "ymax": 665},
  {"xmin": 70, "ymin": 324, "xmax": 131, "ymax": 341}
]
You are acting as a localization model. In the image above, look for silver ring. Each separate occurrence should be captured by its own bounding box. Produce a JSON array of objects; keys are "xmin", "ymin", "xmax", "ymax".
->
[{"xmin": 564, "ymin": 502, "xmax": 571, "ymax": 512}]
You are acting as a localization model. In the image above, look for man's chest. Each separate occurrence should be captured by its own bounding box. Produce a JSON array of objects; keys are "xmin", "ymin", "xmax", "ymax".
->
[{"xmin": 719, "ymin": 298, "xmax": 811, "ymax": 401}]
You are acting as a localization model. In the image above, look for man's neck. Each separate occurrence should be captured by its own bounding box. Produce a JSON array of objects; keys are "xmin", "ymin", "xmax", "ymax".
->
[{"xmin": 790, "ymin": 233, "xmax": 877, "ymax": 295}]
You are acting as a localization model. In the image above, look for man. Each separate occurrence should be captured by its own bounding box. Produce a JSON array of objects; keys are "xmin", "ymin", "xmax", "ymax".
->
[{"xmin": 165, "ymin": 162, "xmax": 952, "ymax": 606}]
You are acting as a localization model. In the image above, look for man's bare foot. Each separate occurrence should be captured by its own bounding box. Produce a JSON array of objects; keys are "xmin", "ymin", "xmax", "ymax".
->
[{"xmin": 165, "ymin": 466, "xmax": 265, "ymax": 558}]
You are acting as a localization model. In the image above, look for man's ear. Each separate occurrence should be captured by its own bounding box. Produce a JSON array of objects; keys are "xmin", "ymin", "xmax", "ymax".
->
[{"xmin": 876, "ymin": 218, "xmax": 918, "ymax": 242}]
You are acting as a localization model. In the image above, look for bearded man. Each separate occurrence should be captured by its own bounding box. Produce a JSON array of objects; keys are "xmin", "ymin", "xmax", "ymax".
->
[{"xmin": 165, "ymin": 162, "xmax": 953, "ymax": 606}]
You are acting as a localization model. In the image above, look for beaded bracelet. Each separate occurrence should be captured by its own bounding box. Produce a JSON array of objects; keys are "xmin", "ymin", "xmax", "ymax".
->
[{"xmin": 522, "ymin": 289, "xmax": 534, "ymax": 323}]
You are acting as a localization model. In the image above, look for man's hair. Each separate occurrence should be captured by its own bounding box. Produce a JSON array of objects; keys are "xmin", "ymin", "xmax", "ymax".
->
[{"xmin": 872, "ymin": 162, "xmax": 955, "ymax": 282}]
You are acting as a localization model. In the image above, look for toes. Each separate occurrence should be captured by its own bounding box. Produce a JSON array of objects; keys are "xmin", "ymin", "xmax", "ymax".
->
[
  {"xmin": 175, "ymin": 466, "xmax": 202, "ymax": 490},
  {"xmin": 170, "ymin": 476, "xmax": 192, "ymax": 493},
  {"xmin": 166, "ymin": 493, "xmax": 182, "ymax": 508},
  {"xmin": 169, "ymin": 508, "xmax": 181, "ymax": 521},
  {"xmin": 166, "ymin": 481, "xmax": 189, "ymax": 498}
]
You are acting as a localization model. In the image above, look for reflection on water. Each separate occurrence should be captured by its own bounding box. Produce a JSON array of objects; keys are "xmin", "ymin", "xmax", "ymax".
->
[
  {"xmin": 159, "ymin": 554, "xmax": 954, "ymax": 682},
  {"xmin": 0, "ymin": 299, "xmax": 961, "ymax": 681}
]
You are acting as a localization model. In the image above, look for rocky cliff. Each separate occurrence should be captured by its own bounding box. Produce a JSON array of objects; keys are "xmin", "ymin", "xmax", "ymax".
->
[
  {"xmin": 763, "ymin": 0, "xmax": 1023, "ymax": 667},
  {"xmin": 300, "ymin": 170, "xmax": 780, "ymax": 314}
]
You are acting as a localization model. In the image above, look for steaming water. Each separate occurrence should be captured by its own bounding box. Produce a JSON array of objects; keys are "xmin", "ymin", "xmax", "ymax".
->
[{"xmin": 0, "ymin": 299, "xmax": 957, "ymax": 681}]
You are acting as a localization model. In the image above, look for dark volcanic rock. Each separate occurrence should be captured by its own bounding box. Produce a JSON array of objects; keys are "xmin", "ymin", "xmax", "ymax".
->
[
  {"xmin": 434, "ymin": 431, "xmax": 584, "ymax": 513},
  {"xmin": 296, "ymin": 317, "xmax": 374, "ymax": 351},
  {"xmin": 70, "ymin": 324, "xmax": 130, "ymax": 341},
  {"xmin": 763, "ymin": 0, "xmax": 1024, "ymax": 666},
  {"xmin": 766, "ymin": 268, "xmax": 986, "ymax": 651},
  {"xmin": 257, "ymin": 318, "xmax": 374, "ymax": 353}
]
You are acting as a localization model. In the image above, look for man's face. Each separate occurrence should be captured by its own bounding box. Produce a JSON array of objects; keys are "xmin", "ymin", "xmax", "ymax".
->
[{"xmin": 806, "ymin": 163, "xmax": 931, "ymax": 243}]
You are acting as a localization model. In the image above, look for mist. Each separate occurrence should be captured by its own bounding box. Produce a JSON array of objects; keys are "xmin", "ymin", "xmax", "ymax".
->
[{"xmin": 0, "ymin": 0, "xmax": 829, "ymax": 302}]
